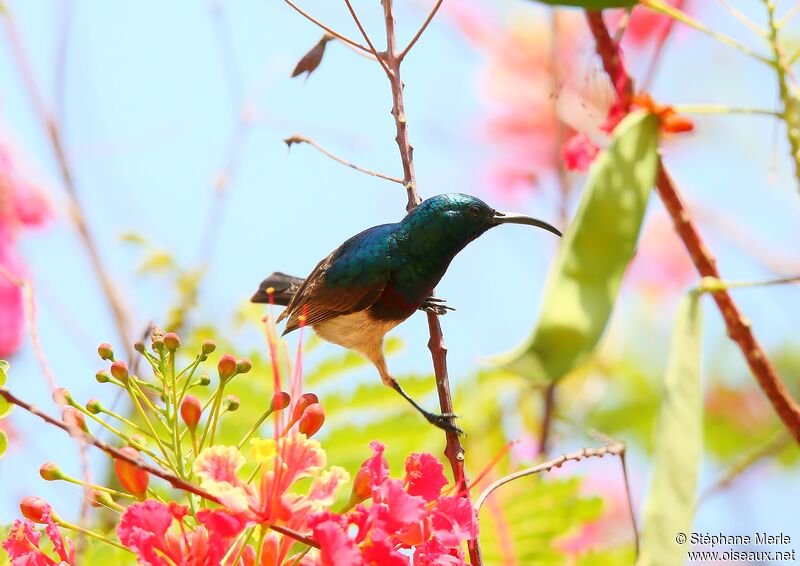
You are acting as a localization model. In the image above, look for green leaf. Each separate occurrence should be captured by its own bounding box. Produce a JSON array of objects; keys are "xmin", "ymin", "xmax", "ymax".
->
[
  {"xmin": 637, "ymin": 292, "xmax": 704, "ymax": 566},
  {"xmin": 493, "ymin": 110, "xmax": 659, "ymax": 381},
  {"xmin": 0, "ymin": 430, "xmax": 7, "ymax": 459},
  {"xmin": 0, "ymin": 360, "xmax": 8, "ymax": 386},
  {"xmin": 529, "ymin": 0, "xmax": 638, "ymax": 7}
]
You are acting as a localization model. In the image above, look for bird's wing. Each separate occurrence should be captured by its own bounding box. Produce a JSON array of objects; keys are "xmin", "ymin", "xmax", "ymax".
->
[{"xmin": 278, "ymin": 224, "xmax": 396, "ymax": 334}]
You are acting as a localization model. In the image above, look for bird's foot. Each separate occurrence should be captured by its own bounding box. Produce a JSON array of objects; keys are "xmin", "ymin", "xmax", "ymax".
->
[
  {"xmin": 422, "ymin": 410, "xmax": 464, "ymax": 436},
  {"xmin": 420, "ymin": 296, "xmax": 455, "ymax": 316}
]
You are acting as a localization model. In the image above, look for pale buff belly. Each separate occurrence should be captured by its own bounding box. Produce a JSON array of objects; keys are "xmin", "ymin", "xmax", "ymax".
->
[{"xmin": 313, "ymin": 312, "xmax": 401, "ymax": 358}]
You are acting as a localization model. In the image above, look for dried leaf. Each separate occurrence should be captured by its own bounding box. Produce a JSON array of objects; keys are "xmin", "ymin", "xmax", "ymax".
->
[{"xmin": 291, "ymin": 34, "xmax": 333, "ymax": 79}]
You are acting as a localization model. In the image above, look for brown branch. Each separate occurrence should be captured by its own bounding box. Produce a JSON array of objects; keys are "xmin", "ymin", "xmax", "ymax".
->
[
  {"xmin": 585, "ymin": 10, "xmax": 800, "ymax": 444},
  {"xmin": 375, "ymin": 1, "xmax": 481, "ymax": 563},
  {"xmin": 4, "ymin": 17, "xmax": 133, "ymax": 359},
  {"xmin": 0, "ymin": 266, "xmax": 94, "ymax": 548},
  {"xmin": 537, "ymin": 382, "xmax": 557, "ymax": 456},
  {"xmin": 282, "ymin": 0, "xmax": 372, "ymax": 55},
  {"xmin": 283, "ymin": 134, "xmax": 404, "ymax": 184},
  {"xmin": 399, "ymin": 0, "xmax": 444, "ymax": 61},
  {"xmin": 474, "ymin": 441, "xmax": 626, "ymax": 510},
  {"xmin": 343, "ymin": 0, "xmax": 392, "ymax": 77},
  {"xmin": 0, "ymin": 386, "xmax": 320, "ymax": 548}
]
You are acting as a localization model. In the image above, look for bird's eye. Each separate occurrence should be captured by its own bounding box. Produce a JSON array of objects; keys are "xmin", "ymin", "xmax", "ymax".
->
[{"xmin": 467, "ymin": 205, "xmax": 482, "ymax": 217}]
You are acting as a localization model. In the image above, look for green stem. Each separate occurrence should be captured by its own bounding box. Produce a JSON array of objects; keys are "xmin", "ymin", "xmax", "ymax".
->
[
  {"xmin": 764, "ymin": 0, "xmax": 800, "ymax": 193},
  {"xmin": 56, "ymin": 519, "xmax": 132, "ymax": 553},
  {"xmin": 73, "ymin": 401, "xmax": 171, "ymax": 468},
  {"xmin": 126, "ymin": 382, "xmax": 176, "ymax": 472},
  {"xmin": 59, "ymin": 475, "xmax": 134, "ymax": 499},
  {"xmin": 236, "ymin": 407, "xmax": 275, "ymax": 450},
  {"xmin": 254, "ymin": 526, "xmax": 266, "ymax": 564},
  {"xmin": 644, "ymin": 0, "xmax": 773, "ymax": 65},
  {"xmin": 672, "ymin": 104, "xmax": 779, "ymax": 117},
  {"xmin": 699, "ymin": 275, "xmax": 800, "ymax": 293},
  {"xmin": 198, "ymin": 384, "xmax": 225, "ymax": 450},
  {"xmin": 170, "ymin": 352, "xmax": 186, "ymax": 478}
]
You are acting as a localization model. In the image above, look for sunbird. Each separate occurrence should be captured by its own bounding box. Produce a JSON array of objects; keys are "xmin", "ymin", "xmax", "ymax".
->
[{"xmin": 251, "ymin": 193, "xmax": 561, "ymax": 433}]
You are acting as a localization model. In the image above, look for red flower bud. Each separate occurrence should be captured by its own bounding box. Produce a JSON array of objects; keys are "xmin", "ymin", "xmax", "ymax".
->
[
  {"xmin": 223, "ymin": 395, "xmax": 240, "ymax": 412},
  {"xmin": 180, "ymin": 395, "xmax": 202, "ymax": 431},
  {"xmin": 291, "ymin": 393, "xmax": 319, "ymax": 424},
  {"xmin": 19, "ymin": 496, "xmax": 51, "ymax": 523},
  {"xmin": 86, "ymin": 398, "xmax": 103, "ymax": 414},
  {"xmin": 217, "ymin": 354, "xmax": 237, "ymax": 382},
  {"xmin": 298, "ymin": 403, "xmax": 325, "ymax": 437},
  {"xmin": 348, "ymin": 465, "xmax": 372, "ymax": 506},
  {"xmin": 95, "ymin": 370, "xmax": 111, "ymax": 383},
  {"xmin": 39, "ymin": 462, "xmax": 63, "ymax": 481},
  {"xmin": 87, "ymin": 489, "xmax": 114, "ymax": 508},
  {"xmin": 163, "ymin": 332, "xmax": 181, "ymax": 351},
  {"xmin": 110, "ymin": 361, "xmax": 129, "ymax": 383},
  {"xmin": 271, "ymin": 391, "xmax": 291, "ymax": 411},
  {"xmin": 114, "ymin": 447, "xmax": 149, "ymax": 499},
  {"xmin": 236, "ymin": 358, "xmax": 252, "ymax": 374},
  {"xmin": 52, "ymin": 388, "xmax": 72, "ymax": 405},
  {"xmin": 62, "ymin": 407, "xmax": 89, "ymax": 434},
  {"xmin": 97, "ymin": 343, "xmax": 115, "ymax": 361},
  {"xmin": 201, "ymin": 340, "xmax": 216, "ymax": 355}
]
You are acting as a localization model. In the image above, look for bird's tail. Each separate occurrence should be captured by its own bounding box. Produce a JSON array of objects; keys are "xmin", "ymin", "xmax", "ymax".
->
[{"xmin": 250, "ymin": 272, "xmax": 305, "ymax": 305}]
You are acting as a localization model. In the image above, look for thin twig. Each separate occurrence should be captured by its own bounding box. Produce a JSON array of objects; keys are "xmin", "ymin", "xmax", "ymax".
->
[
  {"xmin": 0, "ymin": 266, "xmax": 93, "ymax": 548},
  {"xmin": 343, "ymin": 0, "xmax": 392, "ymax": 76},
  {"xmin": 284, "ymin": 134, "xmax": 404, "ymax": 183},
  {"xmin": 474, "ymin": 441, "xmax": 627, "ymax": 510},
  {"xmin": 716, "ymin": 0, "xmax": 768, "ymax": 37},
  {"xmin": 282, "ymin": 0, "xmax": 372, "ymax": 55},
  {"xmin": 777, "ymin": 2, "xmax": 800, "ymax": 29},
  {"xmin": 586, "ymin": 10, "xmax": 800, "ymax": 445},
  {"xmin": 537, "ymin": 382, "xmax": 557, "ymax": 456},
  {"xmin": 699, "ymin": 430, "xmax": 792, "ymax": 504},
  {"xmin": 641, "ymin": 0, "xmax": 684, "ymax": 90},
  {"xmin": 399, "ymin": 0, "xmax": 444, "ymax": 60},
  {"xmin": 0, "ymin": 387, "xmax": 320, "ymax": 549},
  {"xmin": 641, "ymin": 0, "xmax": 773, "ymax": 66}
]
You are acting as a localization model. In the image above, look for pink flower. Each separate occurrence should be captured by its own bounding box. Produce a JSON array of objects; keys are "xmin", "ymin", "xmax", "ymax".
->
[
  {"xmin": 2, "ymin": 508, "xmax": 75, "ymax": 565},
  {"xmin": 0, "ymin": 145, "xmax": 50, "ymax": 357},
  {"xmin": 308, "ymin": 442, "xmax": 477, "ymax": 565},
  {"xmin": 562, "ymin": 133, "xmax": 600, "ymax": 173},
  {"xmin": 446, "ymin": 3, "xmax": 612, "ymax": 198},
  {"xmin": 610, "ymin": 1, "xmax": 689, "ymax": 47},
  {"xmin": 116, "ymin": 500, "xmax": 248, "ymax": 566}
]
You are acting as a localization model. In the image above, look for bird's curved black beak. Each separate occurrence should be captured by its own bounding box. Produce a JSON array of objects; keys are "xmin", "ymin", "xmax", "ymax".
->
[{"xmin": 492, "ymin": 211, "xmax": 562, "ymax": 237}]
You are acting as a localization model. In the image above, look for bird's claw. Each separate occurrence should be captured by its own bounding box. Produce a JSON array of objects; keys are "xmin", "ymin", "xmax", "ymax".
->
[
  {"xmin": 423, "ymin": 411, "xmax": 464, "ymax": 436},
  {"xmin": 420, "ymin": 297, "xmax": 455, "ymax": 316}
]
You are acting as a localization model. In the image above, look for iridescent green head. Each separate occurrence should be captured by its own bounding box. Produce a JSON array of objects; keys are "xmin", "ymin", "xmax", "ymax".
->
[{"xmin": 404, "ymin": 193, "xmax": 561, "ymax": 242}]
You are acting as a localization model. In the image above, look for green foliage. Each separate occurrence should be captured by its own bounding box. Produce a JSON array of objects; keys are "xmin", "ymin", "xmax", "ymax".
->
[
  {"xmin": 494, "ymin": 111, "xmax": 659, "ymax": 383},
  {"xmin": 527, "ymin": 1, "xmax": 638, "ymax": 10},
  {"xmin": 638, "ymin": 293, "xmax": 704, "ymax": 566},
  {"xmin": 479, "ymin": 477, "xmax": 604, "ymax": 565},
  {"xmin": 0, "ymin": 360, "xmax": 11, "ymax": 459}
]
